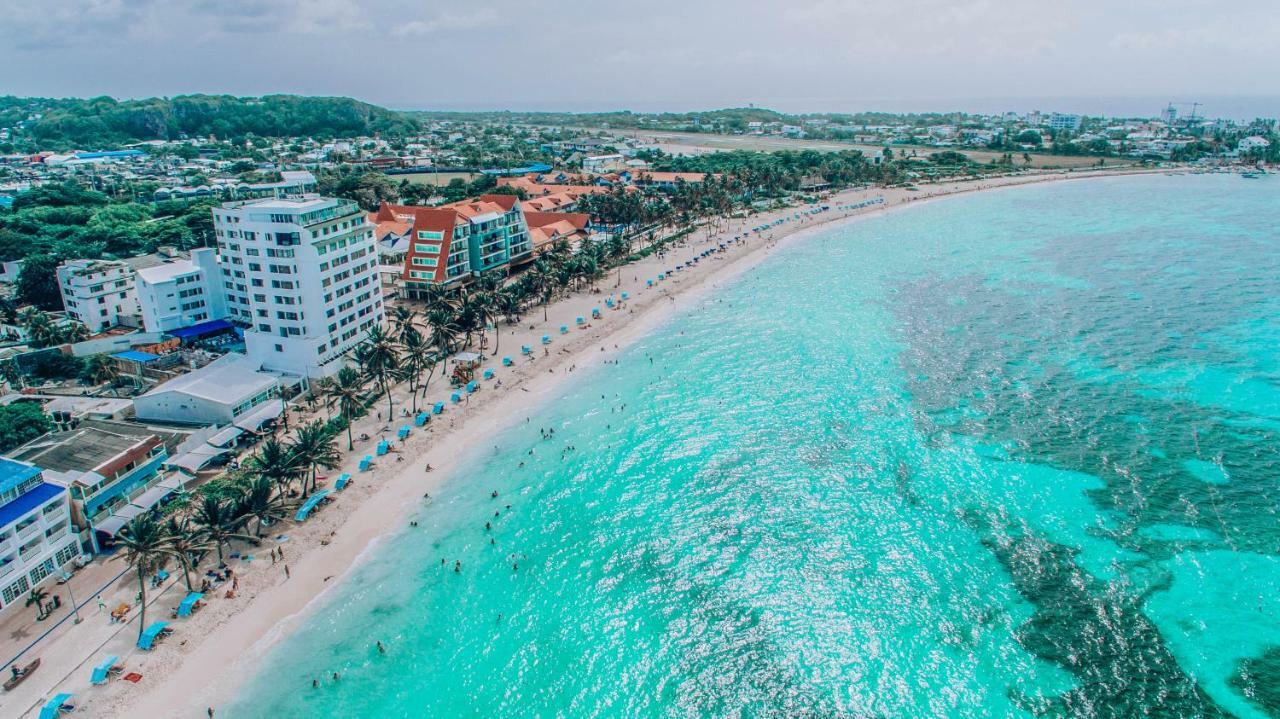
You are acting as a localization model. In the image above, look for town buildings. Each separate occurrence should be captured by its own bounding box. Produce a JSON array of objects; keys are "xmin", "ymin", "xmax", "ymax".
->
[
  {"xmin": 56, "ymin": 259, "xmax": 141, "ymax": 333},
  {"xmin": 376, "ymin": 195, "xmax": 531, "ymax": 297},
  {"xmin": 214, "ymin": 196, "xmax": 383, "ymax": 377},
  {"xmin": 7, "ymin": 420, "xmax": 183, "ymax": 554},
  {"xmin": 133, "ymin": 352, "xmax": 282, "ymax": 427},
  {"xmin": 134, "ymin": 247, "xmax": 229, "ymax": 333},
  {"xmin": 0, "ymin": 458, "xmax": 79, "ymax": 612}
]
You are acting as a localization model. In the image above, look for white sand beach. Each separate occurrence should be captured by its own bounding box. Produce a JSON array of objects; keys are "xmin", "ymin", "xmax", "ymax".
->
[{"xmin": 10, "ymin": 166, "xmax": 1159, "ymax": 719}]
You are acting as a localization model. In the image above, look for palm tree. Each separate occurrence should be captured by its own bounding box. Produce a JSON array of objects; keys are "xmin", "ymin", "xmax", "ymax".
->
[
  {"xmin": 85, "ymin": 354, "xmax": 120, "ymax": 392},
  {"xmin": 527, "ymin": 259, "xmax": 556, "ymax": 321},
  {"xmin": 190, "ymin": 495, "xmax": 254, "ymax": 565},
  {"xmin": 237, "ymin": 475, "xmax": 296, "ymax": 537},
  {"xmin": 397, "ymin": 330, "xmax": 431, "ymax": 413},
  {"xmin": 248, "ymin": 437, "xmax": 305, "ymax": 495},
  {"xmin": 19, "ymin": 308, "xmax": 59, "ymax": 348},
  {"xmin": 325, "ymin": 367, "xmax": 367, "ymax": 450},
  {"xmin": 388, "ymin": 306, "xmax": 419, "ymax": 344},
  {"xmin": 353, "ymin": 326, "xmax": 400, "ymax": 418},
  {"xmin": 290, "ymin": 420, "xmax": 341, "ymax": 496},
  {"xmin": 25, "ymin": 586, "xmax": 51, "ymax": 620},
  {"xmin": 161, "ymin": 515, "xmax": 210, "ymax": 592},
  {"xmin": 0, "ymin": 360, "xmax": 23, "ymax": 391},
  {"xmin": 112, "ymin": 514, "xmax": 174, "ymax": 640},
  {"xmin": 424, "ymin": 307, "xmax": 458, "ymax": 389}
]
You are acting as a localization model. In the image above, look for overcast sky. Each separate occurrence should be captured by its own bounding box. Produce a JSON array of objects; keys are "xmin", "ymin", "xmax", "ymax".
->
[{"xmin": 2, "ymin": 0, "xmax": 1278, "ymax": 117}]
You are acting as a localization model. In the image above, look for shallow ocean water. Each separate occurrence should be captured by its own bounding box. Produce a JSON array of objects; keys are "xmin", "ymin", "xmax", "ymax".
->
[{"xmin": 229, "ymin": 174, "xmax": 1280, "ymax": 718}]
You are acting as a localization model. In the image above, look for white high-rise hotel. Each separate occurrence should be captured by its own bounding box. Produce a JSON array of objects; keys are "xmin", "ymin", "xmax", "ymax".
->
[{"xmin": 213, "ymin": 196, "xmax": 383, "ymax": 377}]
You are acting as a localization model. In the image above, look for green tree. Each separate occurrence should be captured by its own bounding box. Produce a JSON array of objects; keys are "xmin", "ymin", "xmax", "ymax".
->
[
  {"xmin": 325, "ymin": 367, "xmax": 367, "ymax": 450},
  {"xmin": 112, "ymin": 514, "xmax": 174, "ymax": 640},
  {"xmin": 290, "ymin": 420, "xmax": 341, "ymax": 496},
  {"xmin": 190, "ymin": 495, "xmax": 253, "ymax": 565},
  {"xmin": 353, "ymin": 326, "xmax": 401, "ymax": 418},
  {"xmin": 0, "ymin": 402, "xmax": 53, "ymax": 452}
]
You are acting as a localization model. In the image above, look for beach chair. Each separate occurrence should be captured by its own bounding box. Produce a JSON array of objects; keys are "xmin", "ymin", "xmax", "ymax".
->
[
  {"xmin": 483, "ymin": 368, "xmax": 495, "ymax": 379},
  {"xmin": 575, "ymin": 317, "xmax": 584, "ymax": 326},
  {"xmin": 414, "ymin": 412, "xmax": 428, "ymax": 427},
  {"xmin": 39, "ymin": 693, "xmax": 74, "ymax": 719},
  {"xmin": 502, "ymin": 356, "xmax": 513, "ymax": 367},
  {"xmin": 466, "ymin": 381, "xmax": 478, "ymax": 393},
  {"xmin": 560, "ymin": 325, "xmax": 569, "ymax": 334},
  {"xmin": 621, "ymin": 292, "xmax": 629, "ymax": 300},
  {"xmin": 90, "ymin": 656, "xmax": 120, "ymax": 685},
  {"xmin": 521, "ymin": 345, "xmax": 532, "ymax": 355},
  {"xmin": 605, "ymin": 298, "xmax": 614, "ymax": 308},
  {"xmin": 451, "ymin": 392, "xmax": 462, "ymax": 403},
  {"xmin": 359, "ymin": 455, "xmax": 373, "ymax": 472},
  {"xmin": 591, "ymin": 308, "xmax": 601, "ymax": 319},
  {"xmin": 432, "ymin": 402, "xmax": 445, "ymax": 414},
  {"xmin": 397, "ymin": 426, "xmax": 410, "ymax": 440},
  {"xmin": 376, "ymin": 440, "xmax": 391, "ymax": 456},
  {"xmin": 646, "ymin": 280, "xmax": 653, "ymax": 287},
  {"xmin": 541, "ymin": 335, "xmax": 551, "ymax": 345},
  {"xmin": 335, "ymin": 474, "xmax": 351, "ymax": 490}
]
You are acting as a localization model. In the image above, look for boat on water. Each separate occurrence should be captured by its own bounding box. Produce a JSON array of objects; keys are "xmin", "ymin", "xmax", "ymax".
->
[{"xmin": 4, "ymin": 657, "xmax": 40, "ymax": 691}]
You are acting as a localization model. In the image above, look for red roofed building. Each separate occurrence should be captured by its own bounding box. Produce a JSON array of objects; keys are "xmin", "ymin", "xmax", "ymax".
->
[
  {"xmin": 524, "ymin": 211, "xmax": 591, "ymax": 255},
  {"xmin": 377, "ymin": 195, "xmax": 530, "ymax": 298}
]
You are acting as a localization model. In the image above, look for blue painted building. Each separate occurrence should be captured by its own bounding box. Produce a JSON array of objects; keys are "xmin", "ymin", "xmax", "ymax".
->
[{"xmin": 0, "ymin": 457, "xmax": 78, "ymax": 612}]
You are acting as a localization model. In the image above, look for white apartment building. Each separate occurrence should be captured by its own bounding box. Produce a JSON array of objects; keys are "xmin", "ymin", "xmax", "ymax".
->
[
  {"xmin": 0, "ymin": 457, "xmax": 79, "ymax": 612},
  {"xmin": 135, "ymin": 247, "xmax": 229, "ymax": 333},
  {"xmin": 214, "ymin": 196, "xmax": 383, "ymax": 377},
  {"xmin": 56, "ymin": 259, "xmax": 140, "ymax": 333}
]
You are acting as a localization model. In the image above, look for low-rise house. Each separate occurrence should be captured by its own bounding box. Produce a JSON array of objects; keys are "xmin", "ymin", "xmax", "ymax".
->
[
  {"xmin": 7, "ymin": 420, "xmax": 185, "ymax": 553},
  {"xmin": 133, "ymin": 352, "xmax": 283, "ymax": 429}
]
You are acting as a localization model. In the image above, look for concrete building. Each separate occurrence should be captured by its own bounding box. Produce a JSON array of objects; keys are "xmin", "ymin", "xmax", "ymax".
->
[
  {"xmin": 0, "ymin": 458, "xmax": 79, "ymax": 612},
  {"xmin": 7, "ymin": 420, "xmax": 183, "ymax": 553},
  {"xmin": 134, "ymin": 353, "xmax": 282, "ymax": 428},
  {"xmin": 56, "ymin": 259, "xmax": 141, "ymax": 333},
  {"xmin": 135, "ymin": 247, "xmax": 229, "ymax": 333},
  {"xmin": 1048, "ymin": 113, "xmax": 1083, "ymax": 132},
  {"xmin": 214, "ymin": 196, "xmax": 383, "ymax": 377},
  {"xmin": 57, "ymin": 248, "xmax": 195, "ymax": 333},
  {"xmin": 376, "ymin": 195, "xmax": 531, "ymax": 297}
]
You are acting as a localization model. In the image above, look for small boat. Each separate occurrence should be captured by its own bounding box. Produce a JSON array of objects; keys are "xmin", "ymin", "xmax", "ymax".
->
[{"xmin": 4, "ymin": 658, "xmax": 40, "ymax": 691}]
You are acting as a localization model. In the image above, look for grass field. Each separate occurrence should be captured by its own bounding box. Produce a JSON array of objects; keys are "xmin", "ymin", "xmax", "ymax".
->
[
  {"xmin": 395, "ymin": 171, "xmax": 480, "ymax": 186},
  {"xmin": 601, "ymin": 128, "xmax": 1124, "ymax": 170}
]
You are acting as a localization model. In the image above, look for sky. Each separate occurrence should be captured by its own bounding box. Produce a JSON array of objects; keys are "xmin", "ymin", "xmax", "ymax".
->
[{"xmin": 2, "ymin": 0, "xmax": 1278, "ymax": 118}]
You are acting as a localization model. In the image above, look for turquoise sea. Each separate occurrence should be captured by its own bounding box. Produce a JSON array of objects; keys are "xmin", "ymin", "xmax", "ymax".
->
[{"xmin": 230, "ymin": 174, "xmax": 1280, "ymax": 718}]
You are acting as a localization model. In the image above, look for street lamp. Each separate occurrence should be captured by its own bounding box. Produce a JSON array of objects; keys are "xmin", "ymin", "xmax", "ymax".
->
[{"xmin": 59, "ymin": 570, "xmax": 83, "ymax": 625}]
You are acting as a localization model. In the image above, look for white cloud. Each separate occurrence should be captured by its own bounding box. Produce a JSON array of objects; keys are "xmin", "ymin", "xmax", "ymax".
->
[{"xmin": 391, "ymin": 9, "xmax": 499, "ymax": 37}]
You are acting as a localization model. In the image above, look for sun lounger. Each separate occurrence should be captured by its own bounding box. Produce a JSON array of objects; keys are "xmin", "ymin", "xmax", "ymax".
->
[
  {"xmin": 414, "ymin": 412, "xmax": 429, "ymax": 426},
  {"xmin": 90, "ymin": 655, "xmax": 121, "ymax": 685},
  {"xmin": 502, "ymin": 356, "xmax": 512, "ymax": 367},
  {"xmin": 483, "ymin": 368, "xmax": 494, "ymax": 379},
  {"xmin": 359, "ymin": 455, "xmax": 373, "ymax": 472},
  {"xmin": 39, "ymin": 693, "xmax": 74, "ymax": 719},
  {"xmin": 137, "ymin": 622, "xmax": 172, "ymax": 651},
  {"xmin": 376, "ymin": 440, "xmax": 391, "ymax": 456},
  {"xmin": 432, "ymin": 402, "xmax": 444, "ymax": 414},
  {"xmin": 398, "ymin": 426, "xmax": 410, "ymax": 440},
  {"xmin": 335, "ymin": 474, "xmax": 351, "ymax": 490}
]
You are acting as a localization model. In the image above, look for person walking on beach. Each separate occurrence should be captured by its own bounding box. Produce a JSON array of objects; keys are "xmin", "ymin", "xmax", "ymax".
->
[{"xmin": 284, "ymin": 564, "xmax": 291, "ymax": 579}]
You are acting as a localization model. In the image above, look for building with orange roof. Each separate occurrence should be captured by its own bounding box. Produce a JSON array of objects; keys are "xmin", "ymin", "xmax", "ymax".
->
[
  {"xmin": 378, "ymin": 194, "xmax": 530, "ymax": 297},
  {"xmin": 524, "ymin": 211, "xmax": 591, "ymax": 255}
]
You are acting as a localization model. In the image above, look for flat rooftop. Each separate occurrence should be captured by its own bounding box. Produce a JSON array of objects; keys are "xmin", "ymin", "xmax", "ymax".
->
[{"xmin": 7, "ymin": 420, "xmax": 187, "ymax": 474}]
